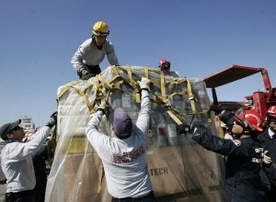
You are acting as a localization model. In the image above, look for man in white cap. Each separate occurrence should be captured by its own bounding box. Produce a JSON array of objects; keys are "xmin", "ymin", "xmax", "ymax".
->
[
  {"xmin": 0, "ymin": 112, "xmax": 57, "ymax": 202},
  {"xmin": 85, "ymin": 77, "xmax": 156, "ymax": 201}
]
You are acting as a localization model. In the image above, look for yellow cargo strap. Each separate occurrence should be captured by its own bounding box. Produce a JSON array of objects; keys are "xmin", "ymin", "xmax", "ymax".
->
[
  {"xmin": 185, "ymin": 78, "xmax": 197, "ymax": 114},
  {"xmin": 149, "ymin": 93, "xmax": 183, "ymax": 125},
  {"xmin": 160, "ymin": 71, "xmax": 166, "ymax": 100},
  {"xmin": 108, "ymin": 66, "xmax": 200, "ymax": 125},
  {"xmin": 97, "ymin": 68, "xmax": 123, "ymax": 91},
  {"xmin": 111, "ymin": 65, "xmax": 119, "ymax": 75},
  {"xmin": 154, "ymin": 75, "xmax": 198, "ymax": 124},
  {"xmin": 167, "ymin": 77, "xmax": 197, "ymax": 114},
  {"xmin": 144, "ymin": 67, "xmax": 149, "ymax": 78},
  {"xmin": 126, "ymin": 65, "xmax": 137, "ymax": 89},
  {"xmin": 57, "ymin": 82, "xmax": 95, "ymax": 113},
  {"xmin": 97, "ymin": 165, "xmax": 105, "ymax": 194},
  {"xmin": 57, "ymin": 66, "xmax": 203, "ymax": 125},
  {"xmin": 136, "ymin": 69, "xmax": 182, "ymax": 125},
  {"xmin": 56, "ymin": 73, "xmax": 125, "ymax": 115},
  {"xmin": 96, "ymin": 69, "xmax": 135, "ymax": 105},
  {"xmin": 111, "ymin": 66, "xmax": 143, "ymax": 104},
  {"xmin": 166, "ymin": 110, "xmax": 183, "ymax": 125}
]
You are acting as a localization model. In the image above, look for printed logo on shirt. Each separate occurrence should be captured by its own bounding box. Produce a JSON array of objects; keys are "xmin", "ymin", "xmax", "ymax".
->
[
  {"xmin": 231, "ymin": 139, "xmax": 241, "ymax": 146},
  {"xmin": 112, "ymin": 146, "xmax": 145, "ymax": 164},
  {"xmin": 252, "ymin": 147, "xmax": 263, "ymax": 164}
]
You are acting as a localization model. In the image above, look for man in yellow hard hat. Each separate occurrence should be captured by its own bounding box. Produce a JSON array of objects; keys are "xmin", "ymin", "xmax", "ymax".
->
[{"xmin": 71, "ymin": 21, "xmax": 119, "ymax": 80}]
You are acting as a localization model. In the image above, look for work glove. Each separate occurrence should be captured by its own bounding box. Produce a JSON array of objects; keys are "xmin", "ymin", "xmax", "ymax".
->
[
  {"xmin": 46, "ymin": 111, "xmax": 57, "ymax": 128},
  {"xmin": 263, "ymin": 150, "xmax": 272, "ymax": 164},
  {"xmin": 97, "ymin": 100, "xmax": 109, "ymax": 115},
  {"xmin": 177, "ymin": 123, "xmax": 192, "ymax": 134},
  {"xmin": 193, "ymin": 124, "xmax": 207, "ymax": 136},
  {"xmin": 79, "ymin": 67, "xmax": 93, "ymax": 80},
  {"xmin": 137, "ymin": 77, "xmax": 151, "ymax": 91}
]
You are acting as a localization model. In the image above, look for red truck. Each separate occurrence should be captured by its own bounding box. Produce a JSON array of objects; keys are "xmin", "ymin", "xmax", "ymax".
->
[{"xmin": 203, "ymin": 64, "xmax": 276, "ymax": 127}]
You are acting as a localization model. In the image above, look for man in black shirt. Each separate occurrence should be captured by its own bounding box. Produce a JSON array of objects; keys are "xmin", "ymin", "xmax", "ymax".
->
[
  {"xmin": 258, "ymin": 106, "xmax": 276, "ymax": 201},
  {"xmin": 192, "ymin": 109, "xmax": 265, "ymax": 202}
]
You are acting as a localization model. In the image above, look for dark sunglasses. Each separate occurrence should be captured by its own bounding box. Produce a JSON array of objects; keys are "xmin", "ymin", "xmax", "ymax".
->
[{"xmin": 94, "ymin": 31, "xmax": 109, "ymax": 37}]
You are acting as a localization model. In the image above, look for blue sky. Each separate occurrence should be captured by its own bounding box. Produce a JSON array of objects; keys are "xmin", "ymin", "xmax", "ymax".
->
[{"xmin": 0, "ymin": 0, "xmax": 275, "ymax": 126}]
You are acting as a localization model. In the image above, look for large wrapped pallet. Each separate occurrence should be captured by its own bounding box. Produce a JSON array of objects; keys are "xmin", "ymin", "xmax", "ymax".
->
[{"xmin": 45, "ymin": 66, "xmax": 226, "ymax": 202}]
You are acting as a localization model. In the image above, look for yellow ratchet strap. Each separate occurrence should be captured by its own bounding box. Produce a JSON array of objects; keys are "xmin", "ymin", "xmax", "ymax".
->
[
  {"xmin": 166, "ymin": 110, "xmax": 183, "ymax": 125},
  {"xmin": 57, "ymin": 82, "xmax": 95, "ymax": 113},
  {"xmin": 126, "ymin": 65, "xmax": 137, "ymax": 89},
  {"xmin": 144, "ymin": 67, "xmax": 149, "ymax": 78},
  {"xmin": 160, "ymin": 71, "xmax": 166, "ymax": 100},
  {"xmin": 97, "ymin": 165, "xmax": 105, "ymax": 194},
  {"xmin": 175, "ymin": 78, "xmax": 196, "ymax": 114},
  {"xmin": 186, "ymin": 78, "xmax": 197, "ymax": 114},
  {"xmin": 95, "ymin": 74, "xmax": 123, "ymax": 107},
  {"xmin": 157, "ymin": 73, "xmax": 184, "ymax": 125}
]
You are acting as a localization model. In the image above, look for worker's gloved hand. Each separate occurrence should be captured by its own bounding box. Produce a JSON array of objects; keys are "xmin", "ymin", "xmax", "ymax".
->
[
  {"xmin": 46, "ymin": 112, "xmax": 57, "ymax": 128},
  {"xmin": 97, "ymin": 100, "xmax": 109, "ymax": 115},
  {"xmin": 138, "ymin": 77, "xmax": 151, "ymax": 91},
  {"xmin": 177, "ymin": 123, "xmax": 192, "ymax": 134},
  {"xmin": 79, "ymin": 67, "xmax": 93, "ymax": 80},
  {"xmin": 193, "ymin": 124, "xmax": 207, "ymax": 136},
  {"xmin": 263, "ymin": 150, "xmax": 272, "ymax": 164}
]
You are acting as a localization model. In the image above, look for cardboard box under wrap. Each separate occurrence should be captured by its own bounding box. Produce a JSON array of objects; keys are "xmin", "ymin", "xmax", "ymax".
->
[
  {"xmin": 45, "ymin": 65, "xmax": 225, "ymax": 202},
  {"xmin": 64, "ymin": 152, "xmax": 111, "ymax": 202},
  {"xmin": 147, "ymin": 147, "xmax": 186, "ymax": 196}
]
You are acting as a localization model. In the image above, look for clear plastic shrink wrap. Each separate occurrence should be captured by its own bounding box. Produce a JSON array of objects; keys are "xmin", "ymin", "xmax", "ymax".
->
[{"xmin": 45, "ymin": 66, "xmax": 226, "ymax": 202}]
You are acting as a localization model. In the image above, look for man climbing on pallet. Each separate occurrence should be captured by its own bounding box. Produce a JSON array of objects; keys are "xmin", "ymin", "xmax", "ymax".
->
[{"xmin": 71, "ymin": 21, "xmax": 119, "ymax": 80}]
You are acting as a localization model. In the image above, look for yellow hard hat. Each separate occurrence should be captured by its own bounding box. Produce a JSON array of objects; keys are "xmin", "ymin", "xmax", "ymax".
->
[{"xmin": 92, "ymin": 21, "xmax": 110, "ymax": 36}]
